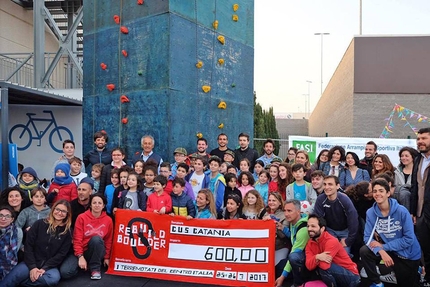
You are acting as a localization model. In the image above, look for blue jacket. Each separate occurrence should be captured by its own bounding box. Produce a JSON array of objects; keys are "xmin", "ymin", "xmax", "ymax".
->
[
  {"xmin": 364, "ymin": 198, "xmax": 421, "ymax": 260},
  {"xmin": 132, "ymin": 151, "xmax": 163, "ymax": 167},
  {"xmin": 321, "ymin": 162, "xmax": 346, "ymax": 179},
  {"xmin": 83, "ymin": 148, "xmax": 112, "ymax": 170},
  {"xmin": 171, "ymin": 192, "xmax": 196, "ymax": 218},
  {"xmin": 196, "ymin": 207, "xmax": 216, "ymax": 219},
  {"xmin": 185, "ymin": 171, "xmax": 210, "ymax": 195}
]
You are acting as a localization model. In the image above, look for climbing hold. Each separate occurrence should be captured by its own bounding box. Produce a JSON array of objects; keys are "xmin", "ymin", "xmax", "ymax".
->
[
  {"xmin": 232, "ymin": 14, "xmax": 238, "ymax": 22},
  {"xmin": 122, "ymin": 50, "xmax": 128, "ymax": 57},
  {"xmin": 137, "ymin": 0, "xmax": 144, "ymax": 4},
  {"xmin": 196, "ymin": 61, "xmax": 203, "ymax": 68},
  {"xmin": 137, "ymin": 70, "xmax": 143, "ymax": 75},
  {"xmin": 218, "ymin": 101, "xmax": 227, "ymax": 109},
  {"xmin": 217, "ymin": 35, "xmax": 225, "ymax": 45},
  {"xmin": 113, "ymin": 15, "xmax": 120, "ymax": 24},
  {"xmin": 233, "ymin": 4, "xmax": 239, "ymax": 11},
  {"xmin": 231, "ymin": 83, "xmax": 236, "ymax": 87},
  {"xmin": 218, "ymin": 58, "xmax": 225, "ymax": 65},
  {"xmin": 218, "ymin": 123, "xmax": 224, "ymax": 129},
  {"xmin": 120, "ymin": 26, "xmax": 129, "ymax": 34},
  {"xmin": 106, "ymin": 84, "xmax": 115, "ymax": 91},
  {"xmin": 120, "ymin": 95, "xmax": 130, "ymax": 103},
  {"xmin": 196, "ymin": 132, "xmax": 203, "ymax": 139},
  {"xmin": 100, "ymin": 63, "xmax": 107, "ymax": 70},
  {"xmin": 213, "ymin": 20, "xmax": 219, "ymax": 30},
  {"xmin": 122, "ymin": 118, "xmax": 128, "ymax": 124},
  {"xmin": 202, "ymin": 86, "xmax": 211, "ymax": 93}
]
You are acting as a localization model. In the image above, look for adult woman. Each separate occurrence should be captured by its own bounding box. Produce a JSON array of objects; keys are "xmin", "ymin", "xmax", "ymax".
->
[
  {"xmin": 321, "ymin": 146, "xmax": 346, "ymax": 179},
  {"xmin": 276, "ymin": 163, "xmax": 293, "ymax": 201},
  {"xmin": 394, "ymin": 146, "xmax": 419, "ymax": 188},
  {"xmin": 295, "ymin": 150, "xmax": 312, "ymax": 182},
  {"xmin": 285, "ymin": 147, "xmax": 298, "ymax": 164},
  {"xmin": 341, "ymin": 152, "xmax": 370, "ymax": 189},
  {"xmin": 1, "ymin": 200, "xmax": 72, "ymax": 286},
  {"xmin": 99, "ymin": 147, "xmax": 127, "ymax": 194},
  {"xmin": 0, "ymin": 187, "xmax": 30, "ymax": 216},
  {"xmin": 360, "ymin": 178, "xmax": 421, "ymax": 287},
  {"xmin": 0, "ymin": 205, "xmax": 22, "ymax": 281},
  {"xmin": 372, "ymin": 154, "xmax": 395, "ymax": 179},
  {"xmin": 74, "ymin": 194, "xmax": 113, "ymax": 280},
  {"xmin": 310, "ymin": 149, "xmax": 329, "ymax": 171}
]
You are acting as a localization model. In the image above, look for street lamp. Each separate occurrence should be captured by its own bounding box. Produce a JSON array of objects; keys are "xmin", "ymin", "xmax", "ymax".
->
[
  {"xmin": 302, "ymin": 94, "xmax": 308, "ymax": 118},
  {"xmin": 314, "ymin": 32, "xmax": 330, "ymax": 96},
  {"xmin": 306, "ymin": 80, "xmax": 312, "ymax": 116}
]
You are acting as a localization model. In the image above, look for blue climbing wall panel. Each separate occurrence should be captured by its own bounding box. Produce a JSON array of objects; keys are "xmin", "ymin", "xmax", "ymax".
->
[{"xmin": 83, "ymin": 0, "xmax": 254, "ymax": 162}]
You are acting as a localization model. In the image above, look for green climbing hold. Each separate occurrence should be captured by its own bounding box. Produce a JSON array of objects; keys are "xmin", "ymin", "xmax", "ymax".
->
[
  {"xmin": 138, "ymin": 70, "xmax": 143, "ymax": 75},
  {"xmin": 231, "ymin": 83, "xmax": 236, "ymax": 87}
]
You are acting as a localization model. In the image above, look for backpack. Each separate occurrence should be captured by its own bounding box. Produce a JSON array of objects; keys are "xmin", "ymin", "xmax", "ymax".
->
[{"xmin": 299, "ymin": 280, "xmax": 327, "ymax": 287}]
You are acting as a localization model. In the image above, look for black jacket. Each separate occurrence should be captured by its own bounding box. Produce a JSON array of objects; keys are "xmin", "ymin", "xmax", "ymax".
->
[
  {"xmin": 83, "ymin": 148, "xmax": 112, "ymax": 170},
  {"xmin": 233, "ymin": 147, "xmax": 259, "ymax": 172}
]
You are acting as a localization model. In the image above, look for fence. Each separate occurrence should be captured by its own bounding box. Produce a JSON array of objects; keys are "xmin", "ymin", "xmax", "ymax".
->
[{"xmin": 253, "ymin": 136, "xmax": 290, "ymax": 160}]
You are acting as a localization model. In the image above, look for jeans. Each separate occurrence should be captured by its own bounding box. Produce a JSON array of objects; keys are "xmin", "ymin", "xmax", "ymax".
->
[
  {"xmin": 289, "ymin": 251, "xmax": 305, "ymax": 285},
  {"xmin": 85, "ymin": 236, "xmax": 106, "ymax": 272},
  {"xmin": 0, "ymin": 262, "xmax": 61, "ymax": 287},
  {"xmin": 318, "ymin": 263, "xmax": 360, "ymax": 287},
  {"xmin": 326, "ymin": 227, "xmax": 351, "ymax": 256},
  {"xmin": 59, "ymin": 251, "xmax": 79, "ymax": 279}
]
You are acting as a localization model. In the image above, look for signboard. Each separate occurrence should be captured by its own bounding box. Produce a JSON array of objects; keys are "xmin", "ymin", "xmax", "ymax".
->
[
  {"xmin": 289, "ymin": 136, "xmax": 416, "ymax": 166},
  {"xmin": 107, "ymin": 210, "xmax": 276, "ymax": 286}
]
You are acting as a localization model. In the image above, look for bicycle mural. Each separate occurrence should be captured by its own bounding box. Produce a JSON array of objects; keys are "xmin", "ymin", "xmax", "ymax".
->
[{"xmin": 9, "ymin": 110, "xmax": 73, "ymax": 153}]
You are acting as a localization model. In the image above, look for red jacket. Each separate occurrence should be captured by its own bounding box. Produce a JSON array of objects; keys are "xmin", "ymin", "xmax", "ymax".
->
[
  {"xmin": 48, "ymin": 182, "xmax": 78, "ymax": 204},
  {"xmin": 73, "ymin": 210, "xmax": 113, "ymax": 259},
  {"xmin": 305, "ymin": 231, "xmax": 358, "ymax": 275},
  {"xmin": 147, "ymin": 191, "xmax": 172, "ymax": 213}
]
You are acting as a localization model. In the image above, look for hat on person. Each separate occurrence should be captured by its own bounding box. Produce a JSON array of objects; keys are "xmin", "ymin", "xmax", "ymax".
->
[
  {"xmin": 189, "ymin": 153, "xmax": 199, "ymax": 159},
  {"xmin": 271, "ymin": 157, "xmax": 283, "ymax": 163},
  {"xmin": 224, "ymin": 150, "xmax": 235, "ymax": 158},
  {"xmin": 21, "ymin": 167, "xmax": 38, "ymax": 179},
  {"xmin": 55, "ymin": 163, "xmax": 70, "ymax": 176},
  {"xmin": 173, "ymin": 147, "xmax": 187, "ymax": 156},
  {"xmin": 79, "ymin": 177, "xmax": 94, "ymax": 190}
]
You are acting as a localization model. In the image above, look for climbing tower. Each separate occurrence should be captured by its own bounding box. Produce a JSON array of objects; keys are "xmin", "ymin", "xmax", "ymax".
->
[{"xmin": 82, "ymin": 1, "xmax": 254, "ymax": 161}]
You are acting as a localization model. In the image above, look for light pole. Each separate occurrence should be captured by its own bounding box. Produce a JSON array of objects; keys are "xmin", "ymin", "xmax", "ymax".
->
[
  {"xmin": 359, "ymin": 0, "xmax": 362, "ymax": 35},
  {"xmin": 306, "ymin": 80, "xmax": 312, "ymax": 116},
  {"xmin": 314, "ymin": 32, "xmax": 330, "ymax": 96},
  {"xmin": 302, "ymin": 94, "xmax": 308, "ymax": 118}
]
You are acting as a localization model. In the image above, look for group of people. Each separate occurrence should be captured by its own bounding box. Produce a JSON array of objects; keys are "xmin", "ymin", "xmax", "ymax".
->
[{"xmin": 1, "ymin": 128, "xmax": 430, "ymax": 287}]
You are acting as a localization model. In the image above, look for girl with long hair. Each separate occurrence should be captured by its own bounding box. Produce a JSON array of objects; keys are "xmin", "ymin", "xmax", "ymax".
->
[{"xmin": 242, "ymin": 189, "xmax": 266, "ymax": 219}]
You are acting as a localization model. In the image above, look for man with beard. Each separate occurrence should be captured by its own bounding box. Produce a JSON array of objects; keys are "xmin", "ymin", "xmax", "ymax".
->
[
  {"xmin": 411, "ymin": 127, "xmax": 430, "ymax": 284},
  {"xmin": 257, "ymin": 138, "xmax": 282, "ymax": 167},
  {"xmin": 305, "ymin": 214, "xmax": 360, "ymax": 287},
  {"xmin": 83, "ymin": 131, "xmax": 112, "ymax": 172},
  {"xmin": 359, "ymin": 141, "xmax": 378, "ymax": 177},
  {"xmin": 233, "ymin": 132, "xmax": 259, "ymax": 172},
  {"xmin": 59, "ymin": 178, "xmax": 94, "ymax": 279},
  {"xmin": 192, "ymin": 138, "xmax": 210, "ymax": 161},
  {"xmin": 210, "ymin": 133, "xmax": 233, "ymax": 161}
]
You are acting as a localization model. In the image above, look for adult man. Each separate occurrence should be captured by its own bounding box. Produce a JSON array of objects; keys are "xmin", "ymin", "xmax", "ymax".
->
[
  {"xmin": 305, "ymin": 214, "xmax": 360, "ymax": 287},
  {"xmin": 411, "ymin": 127, "xmax": 430, "ymax": 283},
  {"xmin": 275, "ymin": 200, "xmax": 309, "ymax": 287},
  {"xmin": 51, "ymin": 139, "xmax": 84, "ymax": 179},
  {"xmin": 310, "ymin": 170, "xmax": 325, "ymax": 196},
  {"xmin": 190, "ymin": 138, "xmax": 210, "ymax": 161},
  {"xmin": 359, "ymin": 141, "xmax": 378, "ymax": 177},
  {"xmin": 210, "ymin": 133, "xmax": 233, "ymax": 160},
  {"xmin": 256, "ymin": 138, "xmax": 282, "ymax": 167},
  {"xmin": 83, "ymin": 131, "xmax": 112, "ymax": 172},
  {"xmin": 59, "ymin": 177, "xmax": 94, "ymax": 280},
  {"xmin": 233, "ymin": 132, "xmax": 259, "ymax": 172},
  {"xmin": 131, "ymin": 135, "xmax": 163, "ymax": 167},
  {"xmin": 313, "ymin": 175, "xmax": 358, "ymax": 255}
]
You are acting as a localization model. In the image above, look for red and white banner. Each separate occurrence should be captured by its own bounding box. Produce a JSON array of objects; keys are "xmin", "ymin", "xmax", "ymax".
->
[{"xmin": 107, "ymin": 210, "xmax": 276, "ymax": 286}]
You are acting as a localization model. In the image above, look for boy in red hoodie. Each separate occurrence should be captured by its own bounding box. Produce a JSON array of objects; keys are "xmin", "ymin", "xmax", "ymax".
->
[{"xmin": 146, "ymin": 175, "xmax": 172, "ymax": 214}]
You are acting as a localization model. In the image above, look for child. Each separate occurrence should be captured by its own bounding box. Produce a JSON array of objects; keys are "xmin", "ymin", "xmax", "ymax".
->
[
  {"xmin": 142, "ymin": 165, "xmax": 157, "ymax": 197},
  {"xmin": 147, "ymin": 175, "xmax": 172, "ymax": 214},
  {"xmin": 254, "ymin": 170, "xmax": 270, "ymax": 204},
  {"xmin": 223, "ymin": 150, "xmax": 235, "ymax": 165},
  {"xmin": 253, "ymin": 160, "xmax": 265, "ymax": 182},
  {"xmin": 133, "ymin": 159, "xmax": 145, "ymax": 178},
  {"xmin": 217, "ymin": 194, "xmax": 246, "ymax": 219},
  {"xmin": 242, "ymin": 189, "xmax": 266, "ymax": 219},
  {"xmin": 186, "ymin": 156, "xmax": 209, "ymax": 199},
  {"xmin": 220, "ymin": 162, "xmax": 229, "ymax": 175},
  {"xmin": 15, "ymin": 187, "xmax": 50, "ymax": 231},
  {"xmin": 91, "ymin": 163, "xmax": 104, "ymax": 193},
  {"xmin": 239, "ymin": 158, "xmax": 251, "ymax": 174},
  {"xmin": 269, "ymin": 164, "xmax": 279, "ymax": 192},
  {"xmin": 238, "ymin": 171, "xmax": 255, "ymax": 198},
  {"xmin": 286, "ymin": 163, "xmax": 316, "ymax": 207},
  {"xmin": 17, "ymin": 167, "xmax": 39, "ymax": 199},
  {"xmin": 195, "ymin": 189, "xmax": 217, "ymax": 219},
  {"xmin": 171, "ymin": 147, "xmax": 188, "ymax": 179},
  {"xmin": 223, "ymin": 173, "xmax": 242, "ymax": 207},
  {"xmin": 160, "ymin": 162, "xmax": 173, "ymax": 194},
  {"xmin": 175, "ymin": 163, "xmax": 195, "ymax": 200},
  {"xmin": 104, "ymin": 168, "xmax": 120, "ymax": 215},
  {"xmin": 170, "ymin": 177, "xmax": 196, "ymax": 219},
  {"xmin": 208, "ymin": 156, "xmax": 226, "ymax": 212},
  {"xmin": 47, "ymin": 163, "xmax": 77, "ymax": 205},
  {"xmin": 226, "ymin": 164, "xmax": 237, "ymax": 175},
  {"xmin": 118, "ymin": 172, "xmax": 147, "ymax": 211},
  {"xmin": 112, "ymin": 166, "xmax": 132, "ymax": 215},
  {"xmin": 69, "ymin": 157, "xmax": 87, "ymax": 186}
]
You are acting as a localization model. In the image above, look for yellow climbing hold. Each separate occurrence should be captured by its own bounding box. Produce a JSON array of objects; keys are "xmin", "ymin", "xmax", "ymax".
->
[
  {"xmin": 218, "ymin": 123, "xmax": 224, "ymax": 129},
  {"xmin": 196, "ymin": 61, "xmax": 203, "ymax": 68},
  {"xmin": 218, "ymin": 101, "xmax": 227, "ymax": 109},
  {"xmin": 218, "ymin": 58, "xmax": 225, "ymax": 65},
  {"xmin": 217, "ymin": 35, "xmax": 225, "ymax": 45},
  {"xmin": 213, "ymin": 20, "xmax": 219, "ymax": 30},
  {"xmin": 196, "ymin": 132, "xmax": 203, "ymax": 139},
  {"xmin": 202, "ymin": 85, "xmax": 211, "ymax": 93},
  {"xmin": 232, "ymin": 14, "xmax": 238, "ymax": 22},
  {"xmin": 233, "ymin": 4, "xmax": 239, "ymax": 11}
]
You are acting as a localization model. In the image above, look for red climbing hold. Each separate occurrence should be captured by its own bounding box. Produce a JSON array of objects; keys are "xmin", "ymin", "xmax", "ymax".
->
[
  {"xmin": 120, "ymin": 95, "xmax": 130, "ymax": 103},
  {"xmin": 122, "ymin": 118, "xmax": 128, "ymax": 124},
  {"xmin": 113, "ymin": 15, "xmax": 120, "ymax": 24},
  {"xmin": 122, "ymin": 50, "xmax": 128, "ymax": 57},
  {"xmin": 106, "ymin": 84, "xmax": 115, "ymax": 91},
  {"xmin": 100, "ymin": 63, "xmax": 107, "ymax": 70},
  {"xmin": 120, "ymin": 26, "xmax": 129, "ymax": 34},
  {"xmin": 137, "ymin": 0, "xmax": 144, "ymax": 4}
]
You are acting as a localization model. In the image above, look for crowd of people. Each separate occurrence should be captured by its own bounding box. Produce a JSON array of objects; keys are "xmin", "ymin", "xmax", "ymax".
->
[{"xmin": 1, "ymin": 128, "xmax": 430, "ymax": 287}]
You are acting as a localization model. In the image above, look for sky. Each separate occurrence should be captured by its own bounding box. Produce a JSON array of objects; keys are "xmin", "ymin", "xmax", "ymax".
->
[{"xmin": 254, "ymin": 0, "xmax": 430, "ymax": 115}]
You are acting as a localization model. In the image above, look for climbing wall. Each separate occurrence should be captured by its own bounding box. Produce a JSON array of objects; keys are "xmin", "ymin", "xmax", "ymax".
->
[{"xmin": 82, "ymin": 0, "xmax": 254, "ymax": 162}]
